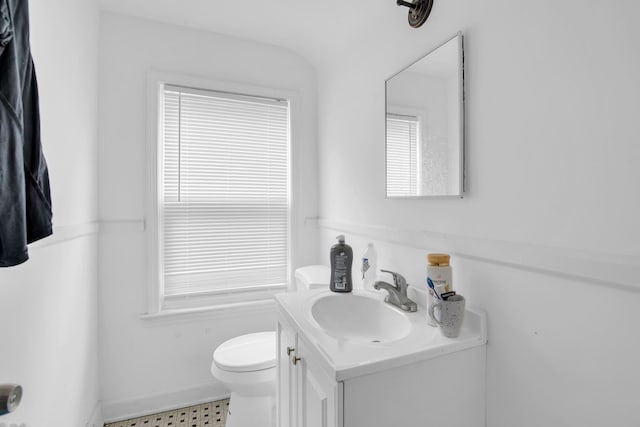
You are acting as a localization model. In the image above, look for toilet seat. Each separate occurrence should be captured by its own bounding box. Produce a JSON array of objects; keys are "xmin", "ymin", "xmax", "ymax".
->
[{"xmin": 213, "ymin": 331, "xmax": 276, "ymax": 373}]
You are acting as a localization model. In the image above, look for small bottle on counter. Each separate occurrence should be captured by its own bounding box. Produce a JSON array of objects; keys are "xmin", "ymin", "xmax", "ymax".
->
[
  {"xmin": 361, "ymin": 243, "xmax": 377, "ymax": 291},
  {"xmin": 426, "ymin": 253, "xmax": 452, "ymax": 326},
  {"xmin": 427, "ymin": 253, "xmax": 452, "ymax": 292},
  {"xmin": 426, "ymin": 288, "xmax": 438, "ymax": 326}
]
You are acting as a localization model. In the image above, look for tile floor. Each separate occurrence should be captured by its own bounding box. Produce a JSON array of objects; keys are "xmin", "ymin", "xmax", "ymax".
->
[{"xmin": 105, "ymin": 399, "xmax": 229, "ymax": 427}]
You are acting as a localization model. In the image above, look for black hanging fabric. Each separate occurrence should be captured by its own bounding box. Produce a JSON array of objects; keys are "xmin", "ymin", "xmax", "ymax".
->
[{"xmin": 0, "ymin": 0, "xmax": 52, "ymax": 267}]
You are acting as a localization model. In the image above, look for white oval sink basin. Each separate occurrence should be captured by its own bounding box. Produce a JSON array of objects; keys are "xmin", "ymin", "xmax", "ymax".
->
[{"xmin": 310, "ymin": 293, "xmax": 411, "ymax": 343}]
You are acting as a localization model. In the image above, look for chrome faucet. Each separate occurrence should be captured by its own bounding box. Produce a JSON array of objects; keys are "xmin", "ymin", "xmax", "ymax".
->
[{"xmin": 374, "ymin": 270, "xmax": 418, "ymax": 312}]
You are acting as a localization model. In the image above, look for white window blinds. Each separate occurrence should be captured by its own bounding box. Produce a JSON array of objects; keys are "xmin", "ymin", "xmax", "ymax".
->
[
  {"xmin": 386, "ymin": 114, "xmax": 419, "ymax": 197},
  {"xmin": 161, "ymin": 85, "xmax": 290, "ymax": 299}
]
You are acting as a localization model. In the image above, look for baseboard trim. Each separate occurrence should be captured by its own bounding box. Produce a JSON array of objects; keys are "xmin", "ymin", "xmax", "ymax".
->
[
  {"xmin": 86, "ymin": 401, "xmax": 104, "ymax": 427},
  {"xmin": 102, "ymin": 383, "xmax": 229, "ymax": 423},
  {"xmin": 318, "ymin": 218, "xmax": 640, "ymax": 293}
]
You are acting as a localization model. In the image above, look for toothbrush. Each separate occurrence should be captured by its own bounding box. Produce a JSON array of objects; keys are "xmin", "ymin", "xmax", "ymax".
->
[{"xmin": 427, "ymin": 277, "xmax": 441, "ymax": 300}]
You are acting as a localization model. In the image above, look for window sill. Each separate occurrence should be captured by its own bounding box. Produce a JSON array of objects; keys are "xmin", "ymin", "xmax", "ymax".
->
[{"xmin": 139, "ymin": 298, "xmax": 277, "ymax": 322}]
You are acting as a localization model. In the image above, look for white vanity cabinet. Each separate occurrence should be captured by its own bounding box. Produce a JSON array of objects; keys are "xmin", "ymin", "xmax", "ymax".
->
[
  {"xmin": 277, "ymin": 322, "xmax": 297, "ymax": 427},
  {"xmin": 275, "ymin": 290, "xmax": 487, "ymax": 427},
  {"xmin": 277, "ymin": 319, "xmax": 342, "ymax": 427}
]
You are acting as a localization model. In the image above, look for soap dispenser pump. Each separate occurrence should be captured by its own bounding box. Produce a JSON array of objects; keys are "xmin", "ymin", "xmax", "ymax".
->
[{"xmin": 330, "ymin": 235, "xmax": 353, "ymax": 293}]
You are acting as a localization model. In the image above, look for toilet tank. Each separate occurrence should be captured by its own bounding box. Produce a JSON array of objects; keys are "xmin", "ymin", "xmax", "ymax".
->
[{"xmin": 294, "ymin": 265, "xmax": 330, "ymax": 291}]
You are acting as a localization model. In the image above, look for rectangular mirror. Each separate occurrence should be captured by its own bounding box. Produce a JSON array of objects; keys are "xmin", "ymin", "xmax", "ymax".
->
[{"xmin": 385, "ymin": 32, "xmax": 465, "ymax": 198}]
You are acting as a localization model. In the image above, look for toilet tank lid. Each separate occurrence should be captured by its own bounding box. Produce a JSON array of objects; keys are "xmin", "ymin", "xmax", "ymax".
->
[
  {"xmin": 213, "ymin": 331, "xmax": 276, "ymax": 372},
  {"xmin": 295, "ymin": 265, "xmax": 330, "ymax": 290}
]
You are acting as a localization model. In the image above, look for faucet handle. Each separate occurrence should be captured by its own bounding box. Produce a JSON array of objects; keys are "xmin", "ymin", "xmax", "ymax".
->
[{"xmin": 380, "ymin": 270, "xmax": 407, "ymax": 291}]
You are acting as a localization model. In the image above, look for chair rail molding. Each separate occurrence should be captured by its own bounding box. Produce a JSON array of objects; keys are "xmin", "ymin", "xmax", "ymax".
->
[
  {"xmin": 318, "ymin": 218, "xmax": 640, "ymax": 293},
  {"xmin": 29, "ymin": 222, "xmax": 100, "ymax": 250},
  {"xmin": 99, "ymin": 219, "xmax": 146, "ymax": 233}
]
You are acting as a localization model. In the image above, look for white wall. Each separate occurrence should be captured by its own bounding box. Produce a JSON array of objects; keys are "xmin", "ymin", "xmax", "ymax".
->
[
  {"xmin": 316, "ymin": 1, "xmax": 640, "ymax": 426},
  {"xmin": 0, "ymin": 0, "xmax": 101, "ymax": 426},
  {"xmin": 98, "ymin": 12, "xmax": 318, "ymax": 420}
]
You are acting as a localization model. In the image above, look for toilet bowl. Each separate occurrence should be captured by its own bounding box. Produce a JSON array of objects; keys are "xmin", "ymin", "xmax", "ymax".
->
[
  {"xmin": 211, "ymin": 332, "xmax": 277, "ymax": 427},
  {"xmin": 210, "ymin": 265, "xmax": 330, "ymax": 427}
]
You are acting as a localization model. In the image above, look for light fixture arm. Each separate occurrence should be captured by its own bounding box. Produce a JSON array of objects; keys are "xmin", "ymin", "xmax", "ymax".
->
[
  {"xmin": 396, "ymin": 0, "xmax": 416, "ymax": 8},
  {"xmin": 396, "ymin": 0, "xmax": 433, "ymax": 28}
]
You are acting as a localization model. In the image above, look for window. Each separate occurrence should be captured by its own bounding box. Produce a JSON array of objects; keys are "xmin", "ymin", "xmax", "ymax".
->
[
  {"xmin": 386, "ymin": 113, "xmax": 419, "ymax": 197},
  {"xmin": 153, "ymin": 82, "xmax": 290, "ymax": 311}
]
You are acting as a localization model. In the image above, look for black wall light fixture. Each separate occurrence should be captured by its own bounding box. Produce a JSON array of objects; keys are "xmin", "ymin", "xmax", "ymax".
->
[{"xmin": 397, "ymin": 0, "xmax": 433, "ymax": 28}]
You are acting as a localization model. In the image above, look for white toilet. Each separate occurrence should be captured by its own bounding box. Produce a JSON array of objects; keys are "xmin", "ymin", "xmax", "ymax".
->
[{"xmin": 210, "ymin": 265, "xmax": 330, "ymax": 427}]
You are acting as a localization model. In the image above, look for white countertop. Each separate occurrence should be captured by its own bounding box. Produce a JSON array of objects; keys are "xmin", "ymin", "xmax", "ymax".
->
[{"xmin": 275, "ymin": 288, "xmax": 487, "ymax": 382}]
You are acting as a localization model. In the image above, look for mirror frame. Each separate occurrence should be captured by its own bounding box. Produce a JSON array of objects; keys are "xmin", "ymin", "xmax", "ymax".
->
[{"xmin": 384, "ymin": 31, "xmax": 465, "ymax": 199}]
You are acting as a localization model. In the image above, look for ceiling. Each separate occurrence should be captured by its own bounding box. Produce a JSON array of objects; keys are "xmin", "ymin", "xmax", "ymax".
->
[{"xmin": 99, "ymin": 0, "xmax": 409, "ymax": 65}]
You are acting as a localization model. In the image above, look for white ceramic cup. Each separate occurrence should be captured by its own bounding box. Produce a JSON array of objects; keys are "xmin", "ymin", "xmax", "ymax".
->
[{"xmin": 428, "ymin": 294, "xmax": 465, "ymax": 338}]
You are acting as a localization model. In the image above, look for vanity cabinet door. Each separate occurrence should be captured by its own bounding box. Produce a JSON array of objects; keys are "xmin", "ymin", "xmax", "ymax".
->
[
  {"xmin": 277, "ymin": 321, "xmax": 297, "ymax": 427},
  {"xmin": 296, "ymin": 339, "xmax": 341, "ymax": 427}
]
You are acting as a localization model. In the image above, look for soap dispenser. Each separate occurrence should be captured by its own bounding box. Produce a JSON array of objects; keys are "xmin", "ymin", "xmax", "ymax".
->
[{"xmin": 330, "ymin": 235, "xmax": 353, "ymax": 293}]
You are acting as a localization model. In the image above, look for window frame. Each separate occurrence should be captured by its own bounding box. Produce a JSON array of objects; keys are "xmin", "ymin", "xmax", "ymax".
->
[{"xmin": 146, "ymin": 71, "xmax": 294, "ymax": 315}]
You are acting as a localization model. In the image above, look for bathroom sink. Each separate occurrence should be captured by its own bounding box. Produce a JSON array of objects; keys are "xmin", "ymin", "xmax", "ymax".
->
[
  {"xmin": 309, "ymin": 293, "xmax": 411, "ymax": 343},
  {"xmin": 276, "ymin": 289, "xmax": 487, "ymax": 381}
]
